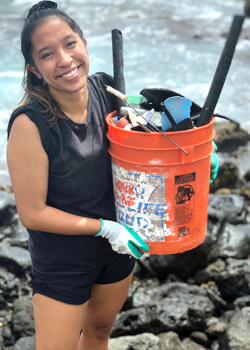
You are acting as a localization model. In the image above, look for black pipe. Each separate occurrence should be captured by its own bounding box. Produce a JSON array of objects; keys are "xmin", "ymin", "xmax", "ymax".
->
[
  {"xmin": 196, "ymin": 15, "xmax": 244, "ymax": 127},
  {"xmin": 111, "ymin": 29, "xmax": 126, "ymax": 113}
]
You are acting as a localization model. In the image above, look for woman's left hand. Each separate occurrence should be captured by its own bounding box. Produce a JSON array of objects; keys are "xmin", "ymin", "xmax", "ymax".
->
[{"xmin": 210, "ymin": 141, "xmax": 219, "ymax": 184}]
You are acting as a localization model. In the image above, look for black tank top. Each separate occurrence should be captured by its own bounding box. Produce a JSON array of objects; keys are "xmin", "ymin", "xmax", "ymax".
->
[{"xmin": 7, "ymin": 72, "xmax": 118, "ymax": 275}]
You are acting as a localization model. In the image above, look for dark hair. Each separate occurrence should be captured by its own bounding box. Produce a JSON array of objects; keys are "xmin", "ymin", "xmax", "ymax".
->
[{"xmin": 19, "ymin": 1, "xmax": 84, "ymax": 123}]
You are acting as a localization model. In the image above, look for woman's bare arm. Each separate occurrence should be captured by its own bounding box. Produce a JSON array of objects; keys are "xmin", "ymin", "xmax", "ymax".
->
[{"xmin": 7, "ymin": 114, "xmax": 101, "ymax": 235}]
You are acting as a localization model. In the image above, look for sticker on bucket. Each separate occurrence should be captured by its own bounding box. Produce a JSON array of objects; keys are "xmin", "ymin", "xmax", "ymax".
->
[
  {"xmin": 112, "ymin": 163, "xmax": 168, "ymax": 242},
  {"xmin": 174, "ymin": 172, "xmax": 196, "ymax": 233}
]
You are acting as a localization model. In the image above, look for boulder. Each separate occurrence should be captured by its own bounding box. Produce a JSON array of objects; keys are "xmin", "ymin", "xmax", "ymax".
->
[
  {"xmin": 208, "ymin": 194, "xmax": 246, "ymax": 224},
  {"xmin": 0, "ymin": 244, "xmax": 31, "ymax": 275},
  {"xmin": 0, "ymin": 191, "xmax": 16, "ymax": 227},
  {"xmin": 213, "ymin": 122, "xmax": 250, "ymax": 152},
  {"xmin": 123, "ymin": 277, "xmax": 160, "ymax": 311},
  {"xmin": 13, "ymin": 336, "xmax": 36, "ymax": 350},
  {"xmin": 3, "ymin": 219, "xmax": 29, "ymax": 249},
  {"xmin": 109, "ymin": 333, "xmax": 160, "ymax": 350},
  {"xmin": 220, "ymin": 307, "xmax": 250, "ymax": 350},
  {"xmin": 182, "ymin": 337, "xmax": 207, "ymax": 350},
  {"xmin": 0, "ymin": 328, "xmax": 4, "ymax": 350},
  {"xmin": 190, "ymin": 331, "xmax": 210, "ymax": 347},
  {"xmin": 12, "ymin": 295, "xmax": 35, "ymax": 338},
  {"xmin": 233, "ymin": 295, "xmax": 250, "ymax": 309},
  {"xmin": 143, "ymin": 220, "xmax": 249, "ymax": 280},
  {"xmin": 0, "ymin": 267, "xmax": 20, "ymax": 305},
  {"xmin": 157, "ymin": 331, "xmax": 184, "ymax": 350},
  {"xmin": 195, "ymin": 258, "xmax": 250, "ymax": 301},
  {"xmin": 112, "ymin": 282, "xmax": 214, "ymax": 337},
  {"xmin": 0, "ymin": 171, "xmax": 12, "ymax": 192},
  {"xmin": 203, "ymin": 223, "xmax": 250, "ymax": 260},
  {"xmin": 210, "ymin": 160, "xmax": 241, "ymax": 192}
]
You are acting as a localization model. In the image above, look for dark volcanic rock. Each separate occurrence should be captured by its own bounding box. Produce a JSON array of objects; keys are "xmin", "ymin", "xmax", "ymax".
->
[
  {"xmin": 142, "ymin": 220, "xmax": 249, "ymax": 280},
  {"xmin": 157, "ymin": 331, "xmax": 184, "ymax": 350},
  {"xmin": 0, "ymin": 267, "xmax": 20, "ymax": 306},
  {"xmin": 204, "ymin": 222, "xmax": 250, "ymax": 260},
  {"xmin": 12, "ymin": 296, "xmax": 35, "ymax": 338},
  {"xmin": 219, "ymin": 307, "xmax": 250, "ymax": 350},
  {"xmin": 1, "ymin": 120, "xmax": 250, "ymax": 350},
  {"xmin": 109, "ymin": 333, "xmax": 160, "ymax": 350},
  {"xmin": 0, "ymin": 191, "xmax": 17, "ymax": 227},
  {"xmin": 210, "ymin": 161, "xmax": 241, "ymax": 192},
  {"xmin": 233, "ymin": 295, "xmax": 250, "ymax": 309},
  {"xmin": 0, "ymin": 245, "xmax": 31, "ymax": 276},
  {"xmin": 13, "ymin": 336, "xmax": 36, "ymax": 350},
  {"xmin": 2, "ymin": 219, "xmax": 29, "ymax": 249},
  {"xmin": 213, "ymin": 122, "xmax": 250, "ymax": 152},
  {"xmin": 195, "ymin": 258, "xmax": 250, "ymax": 302},
  {"xmin": 112, "ymin": 282, "xmax": 215, "ymax": 337},
  {"xmin": 208, "ymin": 194, "xmax": 246, "ymax": 224},
  {"xmin": 0, "ymin": 328, "xmax": 4, "ymax": 350}
]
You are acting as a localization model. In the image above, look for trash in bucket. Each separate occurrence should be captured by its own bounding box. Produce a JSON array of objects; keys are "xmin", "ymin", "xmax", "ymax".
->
[{"xmin": 106, "ymin": 110, "xmax": 215, "ymax": 255}]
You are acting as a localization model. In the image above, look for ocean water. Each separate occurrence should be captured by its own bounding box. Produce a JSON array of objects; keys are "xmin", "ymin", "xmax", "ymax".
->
[{"xmin": 0, "ymin": 0, "xmax": 249, "ymax": 174}]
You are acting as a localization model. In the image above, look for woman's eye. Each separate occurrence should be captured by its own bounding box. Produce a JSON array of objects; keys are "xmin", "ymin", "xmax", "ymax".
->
[
  {"xmin": 67, "ymin": 41, "xmax": 77, "ymax": 47},
  {"xmin": 42, "ymin": 52, "xmax": 52, "ymax": 59}
]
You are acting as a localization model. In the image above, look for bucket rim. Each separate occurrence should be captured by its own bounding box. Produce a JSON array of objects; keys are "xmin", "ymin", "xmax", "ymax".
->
[{"xmin": 106, "ymin": 111, "xmax": 215, "ymax": 136}]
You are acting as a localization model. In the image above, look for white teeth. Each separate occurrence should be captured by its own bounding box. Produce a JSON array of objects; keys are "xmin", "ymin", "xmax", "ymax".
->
[{"xmin": 61, "ymin": 67, "xmax": 78, "ymax": 78}]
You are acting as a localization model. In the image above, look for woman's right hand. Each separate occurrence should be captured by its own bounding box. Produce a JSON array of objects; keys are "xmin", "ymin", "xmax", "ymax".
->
[{"xmin": 95, "ymin": 219, "xmax": 149, "ymax": 259}]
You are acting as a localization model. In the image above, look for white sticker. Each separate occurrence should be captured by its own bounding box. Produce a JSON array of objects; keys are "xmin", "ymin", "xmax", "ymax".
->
[{"xmin": 112, "ymin": 163, "xmax": 169, "ymax": 241}]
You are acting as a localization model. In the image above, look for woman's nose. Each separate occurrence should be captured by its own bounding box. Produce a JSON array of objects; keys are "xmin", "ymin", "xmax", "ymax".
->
[{"xmin": 57, "ymin": 50, "xmax": 73, "ymax": 66}]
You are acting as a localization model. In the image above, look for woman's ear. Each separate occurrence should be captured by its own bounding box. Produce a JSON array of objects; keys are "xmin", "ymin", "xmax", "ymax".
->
[
  {"xmin": 27, "ymin": 64, "xmax": 41, "ymax": 79},
  {"xmin": 82, "ymin": 38, "xmax": 87, "ymax": 47}
]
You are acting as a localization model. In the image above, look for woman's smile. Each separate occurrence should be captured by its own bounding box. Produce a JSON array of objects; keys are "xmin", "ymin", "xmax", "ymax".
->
[
  {"xmin": 58, "ymin": 65, "xmax": 82, "ymax": 80},
  {"xmin": 58, "ymin": 65, "xmax": 81, "ymax": 80}
]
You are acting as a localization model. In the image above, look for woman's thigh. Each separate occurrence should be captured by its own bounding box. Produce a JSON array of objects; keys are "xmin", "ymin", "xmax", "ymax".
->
[
  {"xmin": 81, "ymin": 272, "xmax": 133, "ymax": 334},
  {"xmin": 33, "ymin": 293, "xmax": 88, "ymax": 350}
]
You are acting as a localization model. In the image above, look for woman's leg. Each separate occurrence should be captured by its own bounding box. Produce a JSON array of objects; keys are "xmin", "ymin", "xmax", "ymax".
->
[
  {"xmin": 33, "ymin": 293, "xmax": 88, "ymax": 350},
  {"xmin": 77, "ymin": 272, "xmax": 133, "ymax": 350}
]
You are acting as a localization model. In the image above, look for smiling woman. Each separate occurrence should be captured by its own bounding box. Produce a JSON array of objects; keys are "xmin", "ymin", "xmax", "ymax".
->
[
  {"xmin": 20, "ymin": 3, "xmax": 90, "ymax": 124},
  {"xmin": 28, "ymin": 18, "xmax": 90, "ymax": 123},
  {"xmin": 6, "ymin": 1, "xmax": 149, "ymax": 350}
]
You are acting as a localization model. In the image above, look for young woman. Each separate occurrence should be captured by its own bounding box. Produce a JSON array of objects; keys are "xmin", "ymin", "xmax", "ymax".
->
[{"xmin": 7, "ymin": 1, "xmax": 149, "ymax": 349}]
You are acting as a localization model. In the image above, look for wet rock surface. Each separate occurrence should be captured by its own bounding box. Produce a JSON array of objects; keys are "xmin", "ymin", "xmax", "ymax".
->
[{"xmin": 0, "ymin": 121, "xmax": 249, "ymax": 349}]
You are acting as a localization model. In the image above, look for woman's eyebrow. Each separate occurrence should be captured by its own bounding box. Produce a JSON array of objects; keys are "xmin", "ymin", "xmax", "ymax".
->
[
  {"xmin": 63, "ymin": 34, "xmax": 75, "ymax": 41},
  {"xmin": 38, "ymin": 46, "xmax": 50, "ymax": 55}
]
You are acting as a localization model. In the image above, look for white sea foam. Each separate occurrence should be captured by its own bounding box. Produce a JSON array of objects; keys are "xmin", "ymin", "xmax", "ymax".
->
[
  {"xmin": 0, "ymin": 0, "xmax": 248, "ymax": 133},
  {"xmin": 0, "ymin": 72, "xmax": 23, "ymax": 78}
]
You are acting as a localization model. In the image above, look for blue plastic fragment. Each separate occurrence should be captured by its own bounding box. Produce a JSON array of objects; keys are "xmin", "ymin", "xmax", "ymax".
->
[
  {"xmin": 161, "ymin": 96, "xmax": 192, "ymax": 131},
  {"xmin": 113, "ymin": 116, "xmax": 120, "ymax": 124}
]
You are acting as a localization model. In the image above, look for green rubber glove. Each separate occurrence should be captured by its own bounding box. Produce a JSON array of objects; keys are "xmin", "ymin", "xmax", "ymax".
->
[
  {"xmin": 95, "ymin": 219, "xmax": 149, "ymax": 259},
  {"xmin": 210, "ymin": 141, "xmax": 219, "ymax": 184}
]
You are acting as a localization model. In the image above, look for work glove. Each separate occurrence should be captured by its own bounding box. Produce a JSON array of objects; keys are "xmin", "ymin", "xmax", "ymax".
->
[
  {"xmin": 210, "ymin": 141, "xmax": 219, "ymax": 184},
  {"xmin": 95, "ymin": 219, "xmax": 149, "ymax": 259}
]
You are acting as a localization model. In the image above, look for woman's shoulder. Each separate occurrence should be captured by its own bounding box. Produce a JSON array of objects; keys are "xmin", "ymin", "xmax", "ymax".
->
[
  {"xmin": 8, "ymin": 101, "xmax": 48, "ymax": 138},
  {"xmin": 10, "ymin": 100, "xmax": 44, "ymax": 120},
  {"xmin": 7, "ymin": 101, "xmax": 54, "ymax": 159},
  {"xmin": 87, "ymin": 72, "xmax": 115, "ymax": 111},
  {"xmin": 88, "ymin": 72, "xmax": 114, "ymax": 87},
  {"xmin": 8, "ymin": 112, "xmax": 41, "ymax": 142}
]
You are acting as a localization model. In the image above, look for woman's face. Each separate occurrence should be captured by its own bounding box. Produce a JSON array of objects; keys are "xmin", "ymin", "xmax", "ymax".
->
[{"xmin": 29, "ymin": 17, "xmax": 89, "ymax": 97}]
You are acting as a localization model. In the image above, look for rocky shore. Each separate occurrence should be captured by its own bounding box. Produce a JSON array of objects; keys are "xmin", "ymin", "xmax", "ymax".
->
[{"xmin": 0, "ymin": 120, "xmax": 249, "ymax": 350}]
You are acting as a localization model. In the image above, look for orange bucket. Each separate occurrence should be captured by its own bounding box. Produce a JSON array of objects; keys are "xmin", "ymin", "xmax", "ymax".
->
[{"xmin": 106, "ymin": 111, "xmax": 215, "ymax": 254}]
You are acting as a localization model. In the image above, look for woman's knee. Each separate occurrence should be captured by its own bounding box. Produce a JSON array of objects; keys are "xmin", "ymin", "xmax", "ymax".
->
[{"xmin": 84, "ymin": 321, "xmax": 114, "ymax": 340}]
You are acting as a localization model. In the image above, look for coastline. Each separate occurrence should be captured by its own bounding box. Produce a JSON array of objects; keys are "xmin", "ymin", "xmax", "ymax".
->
[{"xmin": 0, "ymin": 120, "xmax": 249, "ymax": 349}]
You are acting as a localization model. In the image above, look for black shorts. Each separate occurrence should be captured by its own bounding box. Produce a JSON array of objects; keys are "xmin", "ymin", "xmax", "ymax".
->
[{"xmin": 32, "ymin": 253, "xmax": 135, "ymax": 305}]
